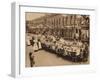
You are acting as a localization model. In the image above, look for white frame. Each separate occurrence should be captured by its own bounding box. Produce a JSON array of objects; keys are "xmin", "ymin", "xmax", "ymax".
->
[{"xmin": 11, "ymin": 2, "xmax": 96, "ymax": 78}]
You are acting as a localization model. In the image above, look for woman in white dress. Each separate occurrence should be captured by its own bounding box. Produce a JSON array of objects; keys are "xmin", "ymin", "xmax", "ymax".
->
[
  {"xmin": 33, "ymin": 37, "xmax": 38, "ymax": 52},
  {"xmin": 38, "ymin": 39, "xmax": 42, "ymax": 50}
]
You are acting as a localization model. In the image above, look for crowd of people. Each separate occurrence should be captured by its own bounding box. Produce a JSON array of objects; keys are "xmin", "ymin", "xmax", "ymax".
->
[{"xmin": 26, "ymin": 33, "xmax": 89, "ymax": 63}]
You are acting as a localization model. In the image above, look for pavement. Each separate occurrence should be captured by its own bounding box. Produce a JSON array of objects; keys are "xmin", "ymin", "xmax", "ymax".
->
[{"xmin": 25, "ymin": 46, "xmax": 88, "ymax": 67}]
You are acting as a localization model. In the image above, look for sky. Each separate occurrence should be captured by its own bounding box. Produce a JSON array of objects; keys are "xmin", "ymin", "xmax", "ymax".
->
[{"xmin": 26, "ymin": 12, "xmax": 45, "ymax": 21}]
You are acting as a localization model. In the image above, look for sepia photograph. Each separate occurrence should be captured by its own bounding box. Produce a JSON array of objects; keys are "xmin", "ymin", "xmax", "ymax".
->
[{"xmin": 25, "ymin": 12, "xmax": 90, "ymax": 67}]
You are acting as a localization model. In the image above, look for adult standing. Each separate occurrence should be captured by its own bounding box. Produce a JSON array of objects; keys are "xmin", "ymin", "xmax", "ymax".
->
[
  {"xmin": 32, "ymin": 37, "xmax": 38, "ymax": 52},
  {"xmin": 29, "ymin": 52, "xmax": 35, "ymax": 67},
  {"xmin": 38, "ymin": 39, "xmax": 42, "ymax": 50}
]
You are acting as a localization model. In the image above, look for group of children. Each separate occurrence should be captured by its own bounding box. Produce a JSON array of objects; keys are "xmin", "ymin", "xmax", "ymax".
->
[{"xmin": 40, "ymin": 34, "xmax": 89, "ymax": 62}]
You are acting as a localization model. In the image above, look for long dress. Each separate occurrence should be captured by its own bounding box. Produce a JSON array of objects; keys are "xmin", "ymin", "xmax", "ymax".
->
[
  {"xmin": 26, "ymin": 39, "xmax": 30, "ymax": 46},
  {"xmin": 33, "ymin": 39, "xmax": 38, "ymax": 51},
  {"xmin": 38, "ymin": 41, "xmax": 42, "ymax": 49}
]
